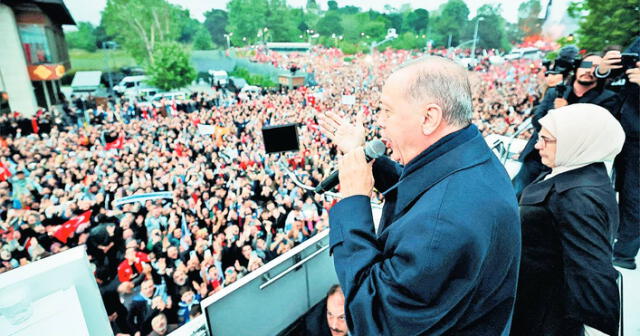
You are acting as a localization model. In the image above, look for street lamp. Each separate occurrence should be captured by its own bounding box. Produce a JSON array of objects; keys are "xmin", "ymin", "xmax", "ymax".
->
[
  {"xmin": 102, "ymin": 41, "xmax": 117, "ymax": 91},
  {"xmin": 471, "ymin": 17, "xmax": 485, "ymax": 58},
  {"xmin": 224, "ymin": 32, "xmax": 233, "ymax": 49}
]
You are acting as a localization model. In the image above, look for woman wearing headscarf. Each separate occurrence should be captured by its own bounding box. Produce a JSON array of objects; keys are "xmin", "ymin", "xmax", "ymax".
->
[{"xmin": 510, "ymin": 103, "xmax": 624, "ymax": 336}]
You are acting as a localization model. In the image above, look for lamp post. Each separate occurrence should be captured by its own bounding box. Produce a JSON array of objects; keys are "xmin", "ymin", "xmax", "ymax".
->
[
  {"xmin": 102, "ymin": 41, "xmax": 117, "ymax": 92},
  {"xmin": 306, "ymin": 29, "xmax": 315, "ymax": 45},
  {"xmin": 471, "ymin": 17, "xmax": 485, "ymax": 58},
  {"xmin": 224, "ymin": 33, "xmax": 233, "ymax": 49}
]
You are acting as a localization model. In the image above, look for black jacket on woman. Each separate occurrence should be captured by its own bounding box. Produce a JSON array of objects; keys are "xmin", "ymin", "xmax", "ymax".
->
[{"xmin": 511, "ymin": 163, "xmax": 620, "ymax": 336}]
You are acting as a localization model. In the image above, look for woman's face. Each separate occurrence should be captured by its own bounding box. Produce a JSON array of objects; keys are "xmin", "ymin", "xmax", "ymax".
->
[{"xmin": 535, "ymin": 128, "xmax": 557, "ymax": 168}]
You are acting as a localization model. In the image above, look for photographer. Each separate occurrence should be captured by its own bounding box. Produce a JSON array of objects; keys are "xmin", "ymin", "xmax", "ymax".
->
[
  {"xmin": 596, "ymin": 37, "xmax": 640, "ymax": 270},
  {"xmin": 513, "ymin": 52, "xmax": 619, "ymax": 197}
]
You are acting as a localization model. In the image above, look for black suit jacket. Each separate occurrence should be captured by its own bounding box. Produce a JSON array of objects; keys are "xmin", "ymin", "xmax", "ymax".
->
[{"xmin": 512, "ymin": 163, "xmax": 620, "ymax": 336}]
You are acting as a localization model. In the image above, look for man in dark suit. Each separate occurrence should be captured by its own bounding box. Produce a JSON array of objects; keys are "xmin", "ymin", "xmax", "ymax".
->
[{"xmin": 319, "ymin": 56, "xmax": 521, "ymax": 335}]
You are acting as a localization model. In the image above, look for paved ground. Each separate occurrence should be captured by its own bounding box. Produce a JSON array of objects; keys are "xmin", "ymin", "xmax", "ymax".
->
[{"xmin": 617, "ymin": 254, "xmax": 640, "ymax": 336}]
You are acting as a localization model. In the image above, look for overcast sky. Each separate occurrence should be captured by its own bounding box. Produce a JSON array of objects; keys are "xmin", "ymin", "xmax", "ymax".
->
[{"xmin": 63, "ymin": 0, "xmax": 532, "ymax": 29}]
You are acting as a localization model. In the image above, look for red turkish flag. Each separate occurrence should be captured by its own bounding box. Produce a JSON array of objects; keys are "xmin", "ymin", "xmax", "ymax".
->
[
  {"xmin": 105, "ymin": 136, "xmax": 124, "ymax": 151},
  {"xmin": 0, "ymin": 162, "xmax": 11, "ymax": 182},
  {"xmin": 53, "ymin": 210, "xmax": 92, "ymax": 244}
]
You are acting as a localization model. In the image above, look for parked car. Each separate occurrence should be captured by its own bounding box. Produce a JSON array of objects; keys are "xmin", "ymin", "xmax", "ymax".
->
[
  {"xmin": 209, "ymin": 70, "xmax": 229, "ymax": 86},
  {"xmin": 113, "ymin": 75, "xmax": 150, "ymax": 96},
  {"xmin": 137, "ymin": 90, "xmax": 190, "ymax": 108}
]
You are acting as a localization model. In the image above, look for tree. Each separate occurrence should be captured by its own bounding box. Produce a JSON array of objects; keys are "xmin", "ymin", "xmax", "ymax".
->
[
  {"xmin": 102, "ymin": 0, "xmax": 181, "ymax": 65},
  {"xmin": 327, "ymin": 0, "xmax": 339, "ymax": 11},
  {"xmin": 316, "ymin": 12, "xmax": 343, "ymax": 36},
  {"xmin": 432, "ymin": 0, "xmax": 470, "ymax": 47},
  {"xmin": 306, "ymin": 0, "xmax": 319, "ymax": 12},
  {"xmin": 469, "ymin": 4, "xmax": 509, "ymax": 50},
  {"xmin": 568, "ymin": 0, "xmax": 640, "ymax": 51},
  {"xmin": 517, "ymin": 0, "xmax": 542, "ymax": 37},
  {"xmin": 265, "ymin": 0, "xmax": 298, "ymax": 42},
  {"xmin": 65, "ymin": 22, "xmax": 97, "ymax": 51},
  {"xmin": 227, "ymin": 0, "xmax": 266, "ymax": 45},
  {"xmin": 203, "ymin": 9, "xmax": 228, "ymax": 47},
  {"xmin": 384, "ymin": 12, "xmax": 404, "ymax": 33},
  {"xmin": 146, "ymin": 41, "xmax": 196, "ymax": 91},
  {"xmin": 177, "ymin": 9, "xmax": 203, "ymax": 44},
  {"xmin": 338, "ymin": 5, "xmax": 360, "ymax": 15},
  {"xmin": 407, "ymin": 9, "xmax": 429, "ymax": 34},
  {"xmin": 505, "ymin": 22, "xmax": 524, "ymax": 46},
  {"xmin": 94, "ymin": 24, "xmax": 112, "ymax": 49},
  {"xmin": 193, "ymin": 28, "xmax": 213, "ymax": 50}
]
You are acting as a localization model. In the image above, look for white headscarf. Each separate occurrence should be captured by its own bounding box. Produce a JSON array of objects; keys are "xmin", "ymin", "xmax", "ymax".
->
[{"xmin": 539, "ymin": 103, "xmax": 625, "ymax": 180}]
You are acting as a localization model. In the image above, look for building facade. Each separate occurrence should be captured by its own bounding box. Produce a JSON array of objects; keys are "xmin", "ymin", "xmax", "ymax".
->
[{"xmin": 0, "ymin": 0, "xmax": 75, "ymax": 117}]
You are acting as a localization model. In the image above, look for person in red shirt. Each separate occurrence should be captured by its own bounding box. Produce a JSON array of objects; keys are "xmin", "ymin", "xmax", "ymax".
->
[{"xmin": 117, "ymin": 247, "xmax": 150, "ymax": 282}]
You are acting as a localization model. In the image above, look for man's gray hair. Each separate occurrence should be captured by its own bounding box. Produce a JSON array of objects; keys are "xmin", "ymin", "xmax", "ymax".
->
[{"xmin": 398, "ymin": 56, "xmax": 473, "ymax": 127}]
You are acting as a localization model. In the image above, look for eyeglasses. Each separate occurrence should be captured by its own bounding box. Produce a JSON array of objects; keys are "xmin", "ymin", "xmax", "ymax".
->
[{"xmin": 537, "ymin": 135, "xmax": 557, "ymax": 147}]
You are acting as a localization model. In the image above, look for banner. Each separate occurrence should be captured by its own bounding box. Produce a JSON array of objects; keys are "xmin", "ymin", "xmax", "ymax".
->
[
  {"xmin": 113, "ymin": 191, "xmax": 173, "ymax": 207},
  {"xmin": 341, "ymin": 95, "xmax": 356, "ymax": 105},
  {"xmin": 53, "ymin": 210, "xmax": 92, "ymax": 244},
  {"xmin": 0, "ymin": 162, "xmax": 11, "ymax": 181},
  {"xmin": 105, "ymin": 136, "xmax": 124, "ymax": 151},
  {"xmin": 198, "ymin": 124, "xmax": 216, "ymax": 136}
]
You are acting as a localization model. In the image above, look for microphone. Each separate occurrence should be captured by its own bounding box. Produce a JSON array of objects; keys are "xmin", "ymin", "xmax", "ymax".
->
[{"xmin": 314, "ymin": 139, "xmax": 386, "ymax": 194}]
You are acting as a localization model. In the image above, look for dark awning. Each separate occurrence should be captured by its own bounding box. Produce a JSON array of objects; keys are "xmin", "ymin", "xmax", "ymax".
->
[{"xmin": 1, "ymin": 0, "xmax": 76, "ymax": 25}]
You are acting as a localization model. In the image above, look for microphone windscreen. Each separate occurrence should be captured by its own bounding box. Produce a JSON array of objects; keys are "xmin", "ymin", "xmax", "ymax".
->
[{"xmin": 364, "ymin": 139, "xmax": 386, "ymax": 159}]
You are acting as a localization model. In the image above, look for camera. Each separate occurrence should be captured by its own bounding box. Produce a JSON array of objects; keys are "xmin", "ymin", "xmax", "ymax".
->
[
  {"xmin": 544, "ymin": 45, "xmax": 581, "ymax": 77},
  {"xmin": 621, "ymin": 53, "xmax": 639, "ymax": 70}
]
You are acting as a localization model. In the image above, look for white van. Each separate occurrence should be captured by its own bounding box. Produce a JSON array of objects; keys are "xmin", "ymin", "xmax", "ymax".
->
[
  {"xmin": 138, "ymin": 91, "xmax": 190, "ymax": 108},
  {"xmin": 209, "ymin": 70, "xmax": 228, "ymax": 86},
  {"xmin": 114, "ymin": 75, "xmax": 149, "ymax": 95},
  {"xmin": 504, "ymin": 48, "xmax": 541, "ymax": 61}
]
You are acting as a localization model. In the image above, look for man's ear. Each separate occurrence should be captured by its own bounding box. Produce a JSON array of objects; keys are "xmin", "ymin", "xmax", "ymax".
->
[{"xmin": 422, "ymin": 104, "xmax": 443, "ymax": 135}]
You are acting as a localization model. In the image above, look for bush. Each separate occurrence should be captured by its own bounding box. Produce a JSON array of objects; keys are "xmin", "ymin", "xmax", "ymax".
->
[
  {"xmin": 340, "ymin": 42, "xmax": 359, "ymax": 55},
  {"xmin": 230, "ymin": 67, "xmax": 276, "ymax": 88},
  {"xmin": 146, "ymin": 42, "xmax": 196, "ymax": 91}
]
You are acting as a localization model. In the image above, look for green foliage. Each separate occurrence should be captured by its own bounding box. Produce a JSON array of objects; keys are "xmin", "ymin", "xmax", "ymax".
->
[
  {"xmin": 193, "ymin": 28, "xmax": 214, "ymax": 50},
  {"xmin": 517, "ymin": 0, "xmax": 542, "ymax": 37},
  {"xmin": 226, "ymin": 0, "xmax": 299, "ymax": 45},
  {"xmin": 390, "ymin": 32, "xmax": 425, "ymax": 50},
  {"xmin": 545, "ymin": 51, "xmax": 558, "ymax": 60},
  {"xmin": 328, "ymin": 1, "xmax": 339, "ymax": 11},
  {"xmin": 65, "ymin": 22, "xmax": 97, "ymax": 52},
  {"xmin": 177, "ymin": 9, "xmax": 204, "ymax": 44},
  {"xmin": 306, "ymin": 0, "xmax": 319, "ymax": 12},
  {"xmin": 204, "ymin": 9, "xmax": 229, "ymax": 47},
  {"xmin": 568, "ymin": 0, "xmax": 640, "ymax": 52},
  {"xmin": 146, "ymin": 42, "xmax": 196, "ymax": 91},
  {"xmin": 470, "ymin": 4, "xmax": 510, "ymax": 50},
  {"xmin": 338, "ymin": 5, "xmax": 360, "ymax": 15},
  {"xmin": 316, "ymin": 12, "xmax": 344, "ymax": 36},
  {"xmin": 229, "ymin": 67, "xmax": 276, "ymax": 87},
  {"xmin": 94, "ymin": 24, "xmax": 112, "ymax": 48},
  {"xmin": 102, "ymin": 0, "xmax": 181, "ymax": 65},
  {"xmin": 432, "ymin": 0, "xmax": 470, "ymax": 47},
  {"xmin": 339, "ymin": 41, "xmax": 361, "ymax": 54},
  {"xmin": 406, "ymin": 9, "xmax": 429, "ymax": 33},
  {"xmin": 505, "ymin": 22, "xmax": 524, "ymax": 45},
  {"xmin": 69, "ymin": 48, "xmax": 137, "ymax": 71}
]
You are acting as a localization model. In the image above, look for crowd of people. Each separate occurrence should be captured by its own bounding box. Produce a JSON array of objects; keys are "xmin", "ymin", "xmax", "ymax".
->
[{"xmin": 2, "ymin": 43, "xmax": 622, "ymax": 336}]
